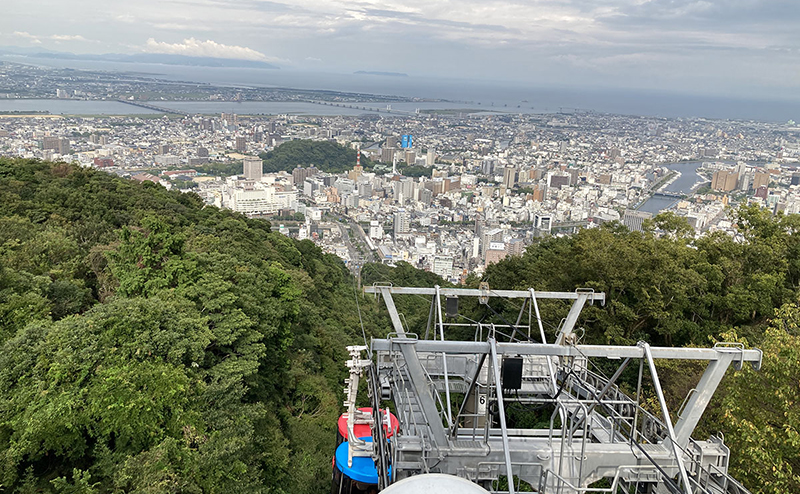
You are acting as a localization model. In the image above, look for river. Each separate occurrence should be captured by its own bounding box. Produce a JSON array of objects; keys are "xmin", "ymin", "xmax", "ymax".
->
[{"xmin": 639, "ymin": 162, "xmax": 707, "ymax": 214}]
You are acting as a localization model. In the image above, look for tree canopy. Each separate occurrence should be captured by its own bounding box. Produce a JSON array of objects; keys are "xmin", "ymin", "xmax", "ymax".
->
[
  {"xmin": 258, "ymin": 140, "xmax": 373, "ymax": 174},
  {"xmin": 0, "ymin": 158, "xmax": 386, "ymax": 493}
]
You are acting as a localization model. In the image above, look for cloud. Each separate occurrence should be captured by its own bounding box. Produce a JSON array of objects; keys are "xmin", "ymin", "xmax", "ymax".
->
[
  {"xmin": 13, "ymin": 31, "xmax": 38, "ymax": 39},
  {"xmin": 50, "ymin": 34, "xmax": 88, "ymax": 41},
  {"xmin": 144, "ymin": 37, "xmax": 269, "ymax": 61},
  {"xmin": 13, "ymin": 31, "xmax": 91, "ymax": 43},
  {"xmin": 151, "ymin": 23, "xmax": 213, "ymax": 31}
]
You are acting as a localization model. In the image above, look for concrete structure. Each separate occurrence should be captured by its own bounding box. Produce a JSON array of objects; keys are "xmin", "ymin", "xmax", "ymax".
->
[
  {"xmin": 393, "ymin": 209, "xmax": 410, "ymax": 237},
  {"xmin": 711, "ymin": 169, "xmax": 738, "ymax": 192},
  {"xmin": 623, "ymin": 210, "xmax": 653, "ymax": 232},
  {"xmin": 243, "ymin": 156, "xmax": 263, "ymax": 181}
]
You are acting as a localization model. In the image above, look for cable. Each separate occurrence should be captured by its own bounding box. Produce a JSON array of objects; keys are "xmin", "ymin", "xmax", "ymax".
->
[{"xmin": 352, "ymin": 274, "xmax": 370, "ymax": 355}]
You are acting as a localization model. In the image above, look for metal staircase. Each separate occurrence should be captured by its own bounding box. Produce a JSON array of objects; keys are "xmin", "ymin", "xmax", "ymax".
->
[{"xmin": 346, "ymin": 285, "xmax": 762, "ymax": 494}]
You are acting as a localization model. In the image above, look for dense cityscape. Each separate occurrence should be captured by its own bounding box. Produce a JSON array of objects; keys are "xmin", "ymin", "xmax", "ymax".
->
[{"xmin": 3, "ymin": 61, "xmax": 800, "ymax": 282}]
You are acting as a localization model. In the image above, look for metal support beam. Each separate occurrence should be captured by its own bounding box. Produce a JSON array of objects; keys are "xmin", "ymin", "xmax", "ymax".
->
[
  {"xmin": 555, "ymin": 291, "xmax": 590, "ymax": 345},
  {"xmin": 673, "ymin": 354, "xmax": 735, "ymax": 447},
  {"xmin": 398, "ymin": 342, "xmax": 451, "ymax": 447},
  {"xmin": 435, "ymin": 285, "xmax": 453, "ymax": 428},
  {"xmin": 365, "ymin": 286, "xmax": 605, "ymax": 304},
  {"xmin": 378, "ymin": 287, "xmax": 406, "ymax": 337},
  {"xmin": 377, "ymin": 286, "xmax": 448, "ymax": 446},
  {"xmin": 371, "ymin": 340, "xmax": 763, "ymax": 364},
  {"xmin": 451, "ymin": 353, "xmax": 487, "ymax": 439},
  {"xmin": 642, "ymin": 343, "xmax": 693, "ymax": 494},
  {"xmin": 530, "ymin": 288, "xmax": 558, "ymax": 396},
  {"xmin": 490, "ymin": 337, "xmax": 516, "ymax": 494}
]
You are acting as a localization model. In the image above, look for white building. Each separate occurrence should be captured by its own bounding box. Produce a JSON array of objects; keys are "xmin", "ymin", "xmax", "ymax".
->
[
  {"xmin": 369, "ymin": 220, "xmax": 384, "ymax": 240},
  {"xmin": 432, "ymin": 256, "xmax": 454, "ymax": 280},
  {"xmin": 230, "ymin": 188, "xmax": 280, "ymax": 215}
]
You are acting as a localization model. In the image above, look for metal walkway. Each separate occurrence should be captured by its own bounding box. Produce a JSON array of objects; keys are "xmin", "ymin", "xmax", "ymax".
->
[{"xmin": 346, "ymin": 284, "xmax": 761, "ymax": 494}]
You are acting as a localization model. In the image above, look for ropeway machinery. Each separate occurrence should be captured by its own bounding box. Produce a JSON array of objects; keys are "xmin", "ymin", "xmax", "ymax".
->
[{"xmin": 335, "ymin": 284, "xmax": 761, "ymax": 494}]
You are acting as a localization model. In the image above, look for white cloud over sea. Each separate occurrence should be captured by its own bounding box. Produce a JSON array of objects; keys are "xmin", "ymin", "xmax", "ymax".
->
[{"xmin": 143, "ymin": 37, "xmax": 269, "ymax": 61}]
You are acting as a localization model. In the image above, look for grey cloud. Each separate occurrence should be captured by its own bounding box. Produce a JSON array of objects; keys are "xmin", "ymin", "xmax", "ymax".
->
[
  {"xmin": 357, "ymin": 8, "xmax": 518, "ymax": 34},
  {"xmin": 599, "ymin": 0, "xmax": 800, "ymax": 29}
]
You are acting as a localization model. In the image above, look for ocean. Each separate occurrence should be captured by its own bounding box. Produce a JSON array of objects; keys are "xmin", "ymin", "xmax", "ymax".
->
[{"xmin": 3, "ymin": 56, "xmax": 800, "ymax": 122}]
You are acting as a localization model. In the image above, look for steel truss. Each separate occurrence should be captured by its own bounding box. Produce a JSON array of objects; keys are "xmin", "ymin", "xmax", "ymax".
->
[{"xmin": 355, "ymin": 285, "xmax": 761, "ymax": 494}]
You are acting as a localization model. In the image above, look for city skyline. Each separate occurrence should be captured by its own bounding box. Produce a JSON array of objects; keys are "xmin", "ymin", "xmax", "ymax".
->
[{"xmin": 2, "ymin": 0, "xmax": 799, "ymax": 102}]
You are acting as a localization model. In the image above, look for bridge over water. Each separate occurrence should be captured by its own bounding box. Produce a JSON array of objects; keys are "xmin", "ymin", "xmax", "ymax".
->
[{"xmin": 116, "ymin": 100, "xmax": 189, "ymax": 116}]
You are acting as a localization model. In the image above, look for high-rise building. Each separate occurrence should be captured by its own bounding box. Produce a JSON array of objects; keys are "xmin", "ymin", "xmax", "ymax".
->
[
  {"xmin": 752, "ymin": 171, "xmax": 770, "ymax": 190},
  {"xmin": 369, "ymin": 221, "xmax": 383, "ymax": 239},
  {"xmin": 507, "ymin": 238, "xmax": 526, "ymax": 257},
  {"xmin": 235, "ymin": 136, "xmax": 247, "ymax": 153},
  {"xmin": 393, "ymin": 210, "xmax": 410, "ymax": 237},
  {"xmin": 432, "ymin": 256, "xmax": 454, "ymax": 280},
  {"xmin": 381, "ymin": 147, "xmax": 396, "ymax": 163},
  {"xmin": 222, "ymin": 113, "xmax": 237, "ymax": 126},
  {"xmin": 394, "ymin": 178, "xmax": 414, "ymax": 205},
  {"xmin": 534, "ymin": 214, "xmax": 553, "ymax": 237},
  {"xmin": 198, "ymin": 147, "xmax": 209, "ymax": 158},
  {"xmin": 711, "ymin": 170, "xmax": 738, "ymax": 191},
  {"xmin": 243, "ymin": 157, "xmax": 263, "ymax": 181},
  {"xmin": 481, "ymin": 228, "xmax": 503, "ymax": 257},
  {"xmin": 484, "ymin": 242, "xmax": 507, "ymax": 267},
  {"xmin": 348, "ymin": 164, "xmax": 363, "ymax": 181},
  {"xmin": 158, "ymin": 144, "xmax": 170, "ymax": 155},
  {"xmin": 385, "ymin": 136, "xmax": 398, "ymax": 148},
  {"xmin": 292, "ymin": 166, "xmax": 318, "ymax": 186},
  {"xmin": 503, "ymin": 166, "xmax": 517, "ymax": 189},
  {"xmin": 42, "ymin": 136, "xmax": 71, "ymax": 155},
  {"xmin": 426, "ymin": 149, "xmax": 435, "ymax": 167}
]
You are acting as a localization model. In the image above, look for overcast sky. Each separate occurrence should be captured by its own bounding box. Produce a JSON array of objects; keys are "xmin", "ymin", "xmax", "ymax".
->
[{"xmin": 2, "ymin": 0, "xmax": 799, "ymax": 100}]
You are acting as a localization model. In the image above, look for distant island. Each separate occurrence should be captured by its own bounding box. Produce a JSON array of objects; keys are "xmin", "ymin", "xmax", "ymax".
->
[{"xmin": 354, "ymin": 71, "xmax": 408, "ymax": 77}]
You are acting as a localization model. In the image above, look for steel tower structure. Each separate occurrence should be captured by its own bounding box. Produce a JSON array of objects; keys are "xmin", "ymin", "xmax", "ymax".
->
[{"xmin": 342, "ymin": 284, "xmax": 761, "ymax": 494}]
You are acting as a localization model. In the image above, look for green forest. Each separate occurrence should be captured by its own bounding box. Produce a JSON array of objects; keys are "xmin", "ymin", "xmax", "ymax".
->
[
  {"xmin": 0, "ymin": 159, "xmax": 388, "ymax": 493},
  {"xmin": 258, "ymin": 140, "xmax": 373, "ymax": 174},
  {"xmin": 0, "ymin": 158, "xmax": 797, "ymax": 493}
]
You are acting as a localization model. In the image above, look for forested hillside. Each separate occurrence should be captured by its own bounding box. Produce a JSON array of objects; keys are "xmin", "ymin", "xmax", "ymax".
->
[
  {"xmin": 258, "ymin": 140, "xmax": 373, "ymax": 174},
  {"xmin": 0, "ymin": 159, "xmax": 385, "ymax": 493}
]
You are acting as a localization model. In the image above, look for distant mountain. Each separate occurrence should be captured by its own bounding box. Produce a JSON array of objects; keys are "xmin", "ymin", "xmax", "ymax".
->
[
  {"xmin": 0, "ymin": 48, "xmax": 279, "ymax": 69},
  {"xmin": 354, "ymin": 71, "xmax": 408, "ymax": 77}
]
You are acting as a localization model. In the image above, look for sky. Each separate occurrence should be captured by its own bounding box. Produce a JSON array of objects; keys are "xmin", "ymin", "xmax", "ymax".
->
[{"xmin": 2, "ymin": 0, "xmax": 799, "ymax": 101}]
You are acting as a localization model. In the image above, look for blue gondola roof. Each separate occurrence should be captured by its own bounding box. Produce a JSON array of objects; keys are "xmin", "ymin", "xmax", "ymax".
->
[{"xmin": 334, "ymin": 438, "xmax": 378, "ymax": 484}]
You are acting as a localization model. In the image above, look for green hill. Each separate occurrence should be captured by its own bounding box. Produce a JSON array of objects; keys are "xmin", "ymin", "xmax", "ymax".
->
[
  {"xmin": 258, "ymin": 139, "xmax": 373, "ymax": 174},
  {"xmin": 0, "ymin": 159, "xmax": 384, "ymax": 493}
]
